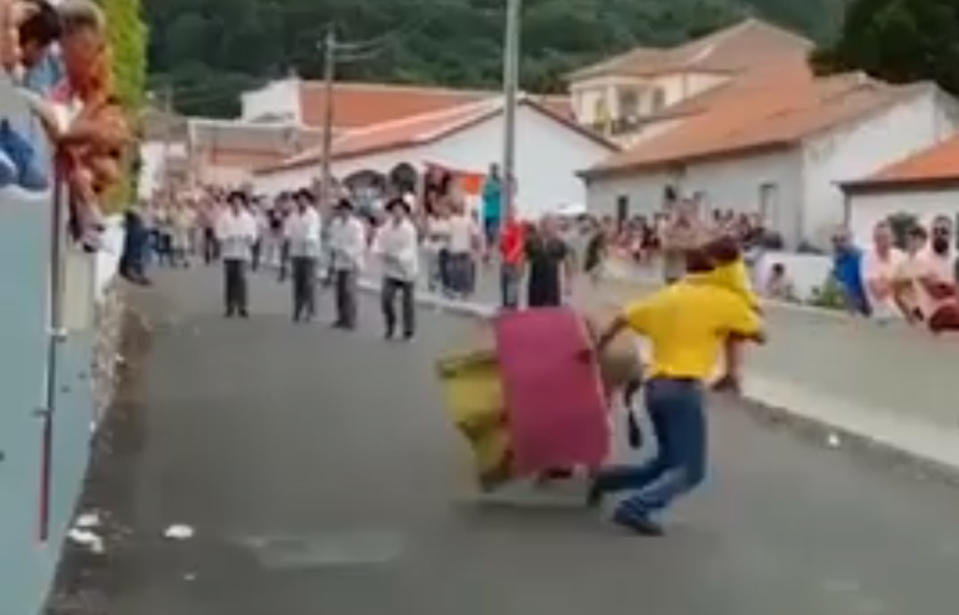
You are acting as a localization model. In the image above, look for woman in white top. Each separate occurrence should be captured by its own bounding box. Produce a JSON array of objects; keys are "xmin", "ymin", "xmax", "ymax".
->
[
  {"xmin": 424, "ymin": 201, "xmax": 452, "ymax": 293},
  {"xmin": 373, "ymin": 197, "xmax": 419, "ymax": 340},
  {"xmin": 445, "ymin": 199, "xmax": 482, "ymax": 298}
]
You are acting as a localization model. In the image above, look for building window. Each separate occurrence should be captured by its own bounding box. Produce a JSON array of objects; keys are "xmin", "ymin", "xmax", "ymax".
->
[
  {"xmin": 616, "ymin": 195, "xmax": 630, "ymax": 231},
  {"xmin": 618, "ymin": 88, "xmax": 639, "ymax": 120},
  {"xmin": 651, "ymin": 88, "xmax": 666, "ymax": 113},
  {"xmin": 759, "ymin": 182, "xmax": 779, "ymax": 227}
]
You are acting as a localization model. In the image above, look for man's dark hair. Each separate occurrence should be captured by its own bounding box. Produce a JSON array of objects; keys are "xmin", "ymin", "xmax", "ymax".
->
[
  {"xmin": 19, "ymin": 1, "xmax": 62, "ymax": 47},
  {"xmin": 685, "ymin": 248, "xmax": 714, "ymax": 274},
  {"xmin": 909, "ymin": 225, "xmax": 928, "ymax": 240},
  {"xmin": 704, "ymin": 235, "xmax": 741, "ymax": 266},
  {"xmin": 227, "ymin": 190, "xmax": 248, "ymax": 205},
  {"xmin": 296, "ymin": 188, "xmax": 317, "ymax": 204}
]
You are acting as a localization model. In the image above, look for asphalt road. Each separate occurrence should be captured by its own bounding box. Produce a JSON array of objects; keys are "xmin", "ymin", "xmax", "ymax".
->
[{"xmin": 51, "ymin": 264, "xmax": 959, "ymax": 615}]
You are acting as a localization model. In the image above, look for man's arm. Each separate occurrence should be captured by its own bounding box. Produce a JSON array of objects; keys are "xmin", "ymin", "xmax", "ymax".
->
[{"xmin": 918, "ymin": 275, "xmax": 956, "ymax": 299}]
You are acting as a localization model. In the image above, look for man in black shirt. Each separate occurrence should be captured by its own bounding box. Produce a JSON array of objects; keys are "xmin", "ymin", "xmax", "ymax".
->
[{"xmin": 525, "ymin": 215, "xmax": 573, "ymax": 307}]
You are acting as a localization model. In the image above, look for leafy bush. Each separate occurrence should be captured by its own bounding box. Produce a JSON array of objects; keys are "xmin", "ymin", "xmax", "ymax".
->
[{"xmin": 807, "ymin": 274, "xmax": 845, "ymax": 310}]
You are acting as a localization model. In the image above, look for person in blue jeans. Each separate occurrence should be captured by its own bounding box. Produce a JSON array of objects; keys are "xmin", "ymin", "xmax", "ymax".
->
[{"xmin": 587, "ymin": 248, "xmax": 766, "ymax": 536}]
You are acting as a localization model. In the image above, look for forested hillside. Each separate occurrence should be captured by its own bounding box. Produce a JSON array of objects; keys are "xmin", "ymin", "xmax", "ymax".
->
[{"xmin": 145, "ymin": 0, "xmax": 847, "ymax": 117}]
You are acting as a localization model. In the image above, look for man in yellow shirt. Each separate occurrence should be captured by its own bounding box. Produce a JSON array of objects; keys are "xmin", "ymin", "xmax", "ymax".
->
[{"xmin": 587, "ymin": 248, "xmax": 765, "ymax": 535}]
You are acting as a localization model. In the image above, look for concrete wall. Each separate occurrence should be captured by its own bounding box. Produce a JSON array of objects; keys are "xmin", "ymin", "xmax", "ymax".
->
[
  {"xmin": 1, "ymin": 78, "xmax": 124, "ymax": 614},
  {"xmin": 801, "ymin": 87, "xmax": 959, "ymax": 247},
  {"xmin": 848, "ymin": 187, "xmax": 959, "ymax": 248},
  {"xmin": 240, "ymin": 79, "xmax": 300, "ymax": 123}
]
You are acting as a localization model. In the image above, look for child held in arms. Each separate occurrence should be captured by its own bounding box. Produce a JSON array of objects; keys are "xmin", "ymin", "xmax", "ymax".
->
[{"xmin": 693, "ymin": 234, "xmax": 761, "ymax": 394}]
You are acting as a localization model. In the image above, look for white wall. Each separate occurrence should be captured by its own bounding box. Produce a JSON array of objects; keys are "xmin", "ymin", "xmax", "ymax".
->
[
  {"xmin": 137, "ymin": 141, "xmax": 187, "ymax": 199},
  {"xmin": 586, "ymin": 147, "xmax": 805, "ymax": 244},
  {"xmin": 801, "ymin": 88, "xmax": 959, "ymax": 247},
  {"xmin": 240, "ymin": 79, "xmax": 300, "ymax": 123},
  {"xmin": 427, "ymin": 105, "xmax": 613, "ymax": 218},
  {"xmin": 848, "ymin": 188, "xmax": 959, "ymax": 248},
  {"xmin": 254, "ymin": 104, "xmax": 614, "ymax": 219}
]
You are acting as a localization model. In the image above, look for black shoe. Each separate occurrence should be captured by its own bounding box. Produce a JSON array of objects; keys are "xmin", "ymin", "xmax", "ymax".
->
[
  {"xmin": 612, "ymin": 508, "xmax": 664, "ymax": 537},
  {"xmin": 586, "ymin": 481, "xmax": 604, "ymax": 508},
  {"xmin": 385, "ymin": 329, "xmax": 394, "ymax": 340},
  {"xmin": 402, "ymin": 331, "xmax": 415, "ymax": 341},
  {"xmin": 239, "ymin": 310, "xmax": 249, "ymax": 319}
]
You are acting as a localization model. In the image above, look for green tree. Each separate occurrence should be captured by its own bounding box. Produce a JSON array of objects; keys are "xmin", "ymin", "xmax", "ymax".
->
[
  {"xmin": 99, "ymin": 0, "xmax": 148, "ymax": 109},
  {"xmin": 98, "ymin": 0, "xmax": 148, "ymax": 209},
  {"xmin": 814, "ymin": 0, "xmax": 959, "ymax": 95}
]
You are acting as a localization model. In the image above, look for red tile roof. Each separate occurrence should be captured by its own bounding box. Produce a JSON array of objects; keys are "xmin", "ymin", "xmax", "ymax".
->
[
  {"xmin": 257, "ymin": 97, "xmax": 614, "ymax": 175},
  {"xmin": 298, "ymin": 81, "xmax": 493, "ymax": 129},
  {"xmin": 583, "ymin": 64, "xmax": 927, "ymax": 177},
  {"xmin": 842, "ymin": 134, "xmax": 959, "ymax": 191},
  {"xmin": 569, "ymin": 18, "xmax": 812, "ymax": 81}
]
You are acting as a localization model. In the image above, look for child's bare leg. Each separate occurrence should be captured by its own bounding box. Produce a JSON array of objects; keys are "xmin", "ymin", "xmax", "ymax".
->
[{"xmin": 713, "ymin": 336, "xmax": 743, "ymax": 394}]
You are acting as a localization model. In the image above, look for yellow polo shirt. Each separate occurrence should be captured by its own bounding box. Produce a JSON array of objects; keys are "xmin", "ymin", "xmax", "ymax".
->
[{"xmin": 622, "ymin": 281, "xmax": 762, "ymax": 381}]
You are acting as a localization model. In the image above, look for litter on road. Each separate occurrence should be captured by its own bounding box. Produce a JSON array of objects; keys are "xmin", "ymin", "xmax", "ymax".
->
[
  {"xmin": 67, "ymin": 528, "xmax": 104, "ymax": 554},
  {"xmin": 163, "ymin": 524, "xmax": 195, "ymax": 540}
]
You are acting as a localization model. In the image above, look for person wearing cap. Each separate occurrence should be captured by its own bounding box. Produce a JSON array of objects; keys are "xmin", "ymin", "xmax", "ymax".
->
[
  {"xmin": 373, "ymin": 197, "xmax": 419, "ymax": 340},
  {"xmin": 285, "ymin": 188, "xmax": 322, "ymax": 322},
  {"xmin": 327, "ymin": 197, "xmax": 366, "ymax": 329},
  {"xmin": 216, "ymin": 191, "xmax": 257, "ymax": 318}
]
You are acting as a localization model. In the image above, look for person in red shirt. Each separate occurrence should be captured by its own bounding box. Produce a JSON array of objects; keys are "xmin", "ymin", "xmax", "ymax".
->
[{"xmin": 499, "ymin": 211, "xmax": 525, "ymax": 310}]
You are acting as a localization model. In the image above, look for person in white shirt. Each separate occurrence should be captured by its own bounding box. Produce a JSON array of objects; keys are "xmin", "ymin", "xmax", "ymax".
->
[
  {"xmin": 216, "ymin": 191, "xmax": 257, "ymax": 318},
  {"xmin": 373, "ymin": 197, "xmax": 419, "ymax": 340},
  {"xmin": 284, "ymin": 188, "xmax": 322, "ymax": 322},
  {"xmin": 328, "ymin": 198, "xmax": 366, "ymax": 329},
  {"xmin": 423, "ymin": 203, "xmax": 452, "ymax": 293},
  {"xmin": 862, "ymin": 220, "xmax": 907, "ymax": 322},
  {"xmin": 445, "ymin": 200, "xmax": 482, "ymax": 298}
]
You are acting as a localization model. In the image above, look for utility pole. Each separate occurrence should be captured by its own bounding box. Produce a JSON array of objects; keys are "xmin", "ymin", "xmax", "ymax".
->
[
  {"xmin": 319, "ymin": 24, "xmax": 336, "ymax": 210},
  {"xmin": 500, "ymin": 0, "xmax": 521, "ymax": 224},
  {"xmin": 162, "ymin": 83, "xmax": 174, "ymax": 198}
]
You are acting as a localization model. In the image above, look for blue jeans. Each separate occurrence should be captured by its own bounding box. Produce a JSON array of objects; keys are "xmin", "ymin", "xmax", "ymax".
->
[
  {"xmin": 500, "ymin": 262, "xmax": 521, "ymax": 309},
  {"xmin": 595, "ymin": 378, "xmax": 706, "ymax": 519}
]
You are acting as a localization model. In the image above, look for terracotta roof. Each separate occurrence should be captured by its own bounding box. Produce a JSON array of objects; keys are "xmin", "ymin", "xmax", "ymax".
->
[
  {"xmin": 583, "ymin": 68, "xmax": 928, "ymax": 177},
  {"xmin": 298, "ymin": 81, "xmax": 493, "ymax": 129},
  {"xmin": 842, "ymin": 134, "xmax": 959, "ymax": 192},
  {"xmin": 569, "ymin": 18, "xmax": 813, "ymax": 81},
  {"xmin": 196, "ymin": 148, "xmax": 290, "ymax": 169},
  {"xmin": 257, "ymin": 96, "xmax": 615, "ymax": 175}
]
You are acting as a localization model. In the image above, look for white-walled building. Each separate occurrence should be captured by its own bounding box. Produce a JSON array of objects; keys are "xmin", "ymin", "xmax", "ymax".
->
[
  {"xmin": 254, "ymin": 95, "xmax": 616, "ymax": 219},
  {"xmin": 842, "ymin": 135, "xmax": 959, "ymax": 247},
  {"xmin": 566, "ymin": 19, "xmax": 813, "ymax": 146},
  {"xmin": 241, "ymin": 78, "xmax": 573, "ymax": 130},
  {"xmin": 581, "ymin": 68, "xmax": 959, "ymax": 249}
]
